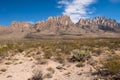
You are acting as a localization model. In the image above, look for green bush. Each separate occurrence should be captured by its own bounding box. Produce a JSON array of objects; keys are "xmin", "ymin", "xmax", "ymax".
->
[{"xmin": 70, "ymin": 49, "xmax": 92, "ymax": 62}]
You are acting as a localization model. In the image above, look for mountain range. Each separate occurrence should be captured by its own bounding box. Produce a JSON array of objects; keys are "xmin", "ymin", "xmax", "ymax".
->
[{"xmin": 0, "ymin": 15, "xmax": 120, "ymax": 39}]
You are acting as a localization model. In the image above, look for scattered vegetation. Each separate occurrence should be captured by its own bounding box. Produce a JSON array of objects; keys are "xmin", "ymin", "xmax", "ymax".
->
[
  {"xmin": 31, "ymin": 70, "xmax": 43, "ymax": 80},
  {"xmin": 0, "ymin": 68, "xmax": 7, "ymax": 72},
  {"xmin": 36, "ymin": 59, "xmax": 48, "ymax": 65},
  {"xmin": 5, "ymin": 61, "xmax": 12, "ymax": 65},
  {"xmin": 76, "ymin": 62, "xmax": 85, "ymax": 67},
  {"xmin": 0, "ymin": 38, "xmax": 120, "ymax": 58},
  {"xmin": 93, "ymin": 55, "xmax": 120, "ymax": 79},
  {"xmin": 102, "ymin": 55, "xmax": 120, "ymax": 74},
  {"xmin": 46, "ymin": 67, "xmax": 55, "ymax": 73},
  {"xmin": 69, "ymin": 49, "xmax": 91, "ymax": 62},
  {"xmin": 43, "ymin": 73, "xmax": 53, "ymax": 78},
  {"xmin": 0, "ymin": 38, "xmax": 120, "ymax": 79},
  {"xmin": 64, "ymin": 71, "xmax": 71, "ymax": 76},
  {"xmin": 101, "ymin": 55, "xmax": 120, "ymax": 79}
]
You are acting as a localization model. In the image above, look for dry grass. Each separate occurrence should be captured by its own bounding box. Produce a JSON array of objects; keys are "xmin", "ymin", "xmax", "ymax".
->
[
  {"xmin": 101, "ymin": 55, "xmax": 120, "ymax": 75},
  {"xmin": 93, "ymin": 55, "xmax": 120, "ymax": 79},
  {"xmin": 0, "ymin": 38, "xmax": 120, "ymax": 62},
  {"xmin": 0, "ymin": 38, "xmax": 120, "ymax": 80},
  {"xmin": 0, "ymin": 67, "xmax": 7, "ymax": 72}
]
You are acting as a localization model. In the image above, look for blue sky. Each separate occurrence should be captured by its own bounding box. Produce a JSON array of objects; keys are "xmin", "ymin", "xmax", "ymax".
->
[{"xmin": 0, "ymin": 0, "xmax": 120, "ymax": 26}]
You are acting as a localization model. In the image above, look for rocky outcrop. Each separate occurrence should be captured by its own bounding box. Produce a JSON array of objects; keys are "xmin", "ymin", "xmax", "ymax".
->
[{"xmin": 9, "ymin": 22, "xmax": 35, "ymax": 32}]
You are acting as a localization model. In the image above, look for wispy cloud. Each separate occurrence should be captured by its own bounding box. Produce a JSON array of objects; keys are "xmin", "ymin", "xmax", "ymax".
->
[{"xmin": 58, "ymin": 0, "xmax": 96, "ymax": 23}]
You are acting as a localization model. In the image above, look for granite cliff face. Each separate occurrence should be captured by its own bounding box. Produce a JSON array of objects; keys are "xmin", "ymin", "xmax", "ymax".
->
[{"xmin": 0, "ymin": 15, "xmax": 120, "ymax": 39}]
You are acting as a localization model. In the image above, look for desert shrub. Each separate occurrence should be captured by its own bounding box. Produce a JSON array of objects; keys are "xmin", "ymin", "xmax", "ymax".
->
[
  {"xmin": 31, "ymin": 70, "xmax": 43, "ymax": 80},
  {"xmin": 92, "ymin": 48, "xmax": 103, "ymax": 56},
  {"xmin": 43, "ymin": 73, "xmax": 53, "ymax": 78},
  {"xmin": 0, "ymin": 68, "xmax": 7, "ymax": 72},
  {"xmin": 69, "ymin": 49, "xmax": 92, "ymax": 62},
  {"xmin": 54, "ymin": 53, "xmax": 66, "ymax": 63},
  {"xmin": 43, "ymin": 49, "xmax": 53, "ymax": 59},
  {"xmin": 0, "ymin": 44, "xmax": 8, "ymax": 53},
  {"xmin": 17, "ymin": 48, "xmax": 24, "ymax": 53},
  {"xmin": 76, "ymin": 62, "xmax": 85, "ymax": 67},
  {"xmin": 46, "ymin": 67, "xmax": 55, "ymax": 73},
  {"xmin": 102, "ymin": 55, "xmax": 120, "ymax": 75},
  {"xmin": 93, "ymin": 55, "xmax": 120, "ymax": 79},
  {"xmin": 5, "ymin": 61, "xmax": 12, "ymax": 65}
]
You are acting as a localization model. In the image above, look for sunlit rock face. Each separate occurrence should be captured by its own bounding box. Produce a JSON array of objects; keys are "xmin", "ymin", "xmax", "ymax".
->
[{"xmin": 9, "ymin": 22, "xmax": 34, "ymax": 32}]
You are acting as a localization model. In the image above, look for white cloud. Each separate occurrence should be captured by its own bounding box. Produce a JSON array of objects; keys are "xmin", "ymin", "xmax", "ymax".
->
[{"xmin": 58, "ymin": 0, "xmax": 96, "ymax": 23}]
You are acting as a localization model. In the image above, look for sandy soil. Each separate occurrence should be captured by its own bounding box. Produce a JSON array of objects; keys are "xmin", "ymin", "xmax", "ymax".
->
[{"xmin": 0, "ymin": 53, "xmax": 97, "ymax": 80}]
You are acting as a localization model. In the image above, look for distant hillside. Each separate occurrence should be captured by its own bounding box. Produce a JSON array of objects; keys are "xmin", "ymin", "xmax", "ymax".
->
[{"xmin": 0, "ymin": 15, "xmax": 120, "ymax": 39}]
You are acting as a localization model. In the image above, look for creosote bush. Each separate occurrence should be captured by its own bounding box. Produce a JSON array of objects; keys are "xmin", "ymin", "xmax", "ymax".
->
[
  {"xmin": 94, "ymin": 55, "xmax": 120, "ymax": 79},
  {"xmin": 70, "ymin": 49, "xmax": 92, "ymax": 62},
  {"xmin": 102, "ymin": 55, "xmax": 120, "ymax": 75},
  {"xmin": 31, "ymin": 70, "xmax": 43, "ymax": 80}
]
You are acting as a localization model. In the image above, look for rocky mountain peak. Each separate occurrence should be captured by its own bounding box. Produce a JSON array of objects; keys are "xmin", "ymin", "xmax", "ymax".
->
[
  {"xmin": 77, "ymin": 16, "xmax": 120, "ymax": 32},
  {"xmin": 9, "ymin": 21, "xmax": 33, "ymax": 32},
  {"xmin": 0, "ymin": 16, "xmax": 120, "ymax": 39},
  {"xmin": 34, "ymin": 15, "xmax": 77, "ymax": 34},
  {"xmin": 47, "ymin": 15, "xmax": 73, "ymax": 25}
]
